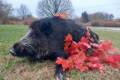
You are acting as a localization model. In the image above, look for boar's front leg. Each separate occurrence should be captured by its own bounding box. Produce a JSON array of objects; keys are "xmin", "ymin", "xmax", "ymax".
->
[
  {"xmin": 55, "ymin": 64, "xmax": 65, "ymax": 80},
  {"xmin": 48, "ymin": 51, "xmax": 68, "ymax": 80}
]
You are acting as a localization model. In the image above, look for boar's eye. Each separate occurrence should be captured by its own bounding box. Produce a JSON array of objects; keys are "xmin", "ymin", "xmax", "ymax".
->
[{"xmin": 40, "ymin": 22, "xmax": 53, "ymax": 36}]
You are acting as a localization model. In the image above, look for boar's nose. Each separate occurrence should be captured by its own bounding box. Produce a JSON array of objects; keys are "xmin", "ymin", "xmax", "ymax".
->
[
  {"xmin": 10, "ymin": 48, "xmax": 16, "ymax": 56},
  {"xmin": 10, "ymin": 42, "xmax": 20, "ymax": 56}
]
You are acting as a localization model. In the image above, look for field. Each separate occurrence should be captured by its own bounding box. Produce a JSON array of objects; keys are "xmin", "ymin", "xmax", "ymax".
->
[{"xmin": 0, "ymin": 25, "xmax": 120, "ymax": 80}]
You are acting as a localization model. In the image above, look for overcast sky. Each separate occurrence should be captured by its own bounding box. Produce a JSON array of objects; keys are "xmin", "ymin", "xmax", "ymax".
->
[{"xmin": 7, "ymin": 0, "xmax": 120, "ymax": 18}]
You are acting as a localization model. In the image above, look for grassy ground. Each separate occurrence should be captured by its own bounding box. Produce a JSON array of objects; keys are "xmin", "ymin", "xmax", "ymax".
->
[{"xmin": 0, "ymin": 25, "xmax": 120, "ymax": 80}]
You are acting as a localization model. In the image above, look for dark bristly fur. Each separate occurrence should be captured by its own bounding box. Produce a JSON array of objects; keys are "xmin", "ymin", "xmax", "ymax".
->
[{"xmin": 10, "ymin": 16, "xmax": 99, "ymax": 80}]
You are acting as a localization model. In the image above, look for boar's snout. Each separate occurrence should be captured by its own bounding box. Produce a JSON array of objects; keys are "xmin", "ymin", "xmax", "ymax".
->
[{"xmin": 10, "ymin": 41, "xmax": 36, "ymax": 57}]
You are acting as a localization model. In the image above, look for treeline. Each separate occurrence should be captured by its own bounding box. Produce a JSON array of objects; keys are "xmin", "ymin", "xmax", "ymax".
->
[
  {"xmin": 0, "ymin": 0, "xmax": 120, "ymax": 27},
  {"xmin": 76, "ymin": 11, "xmax": 120, "ymax": 27},
  {"xmin": 77, "ymin": 11, "xmax": 114, "ymax": 23}
]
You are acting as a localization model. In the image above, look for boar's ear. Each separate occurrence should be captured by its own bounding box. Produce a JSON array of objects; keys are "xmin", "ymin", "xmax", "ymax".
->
[{"xmin": 40, "ymin": 22, "xmax": 53, "ymax": 36}]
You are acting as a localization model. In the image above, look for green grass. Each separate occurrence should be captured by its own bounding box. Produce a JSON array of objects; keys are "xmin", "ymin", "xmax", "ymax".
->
[
  {"xmin": 0, "ymin": 25, "xmax": 120, "ymax": 80},
  {"xmin": 93, "ymin": 28, "xmax": 120, "ymax": 49},
  {"xmin": 0, "ymin": 25, "xmax": 28, "ymax": 55}
]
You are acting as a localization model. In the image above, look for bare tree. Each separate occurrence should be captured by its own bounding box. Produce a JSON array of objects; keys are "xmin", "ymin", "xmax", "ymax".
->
[
  {"xmin": 0, "ymin": 0, "xmax": 13, "ymax": 23},
  {"xmin": 17, "ymin": 4, "xmax": 31, "ymax": 20},
  {"xmin": 37, "ymin": 0, "xmax": 74, "ymax": 18}
]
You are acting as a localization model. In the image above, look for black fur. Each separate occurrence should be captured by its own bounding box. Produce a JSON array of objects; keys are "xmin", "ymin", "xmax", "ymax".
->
[{"xmin": 10, "ymin": 16, "xmax": 99, "ymax": 80}]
